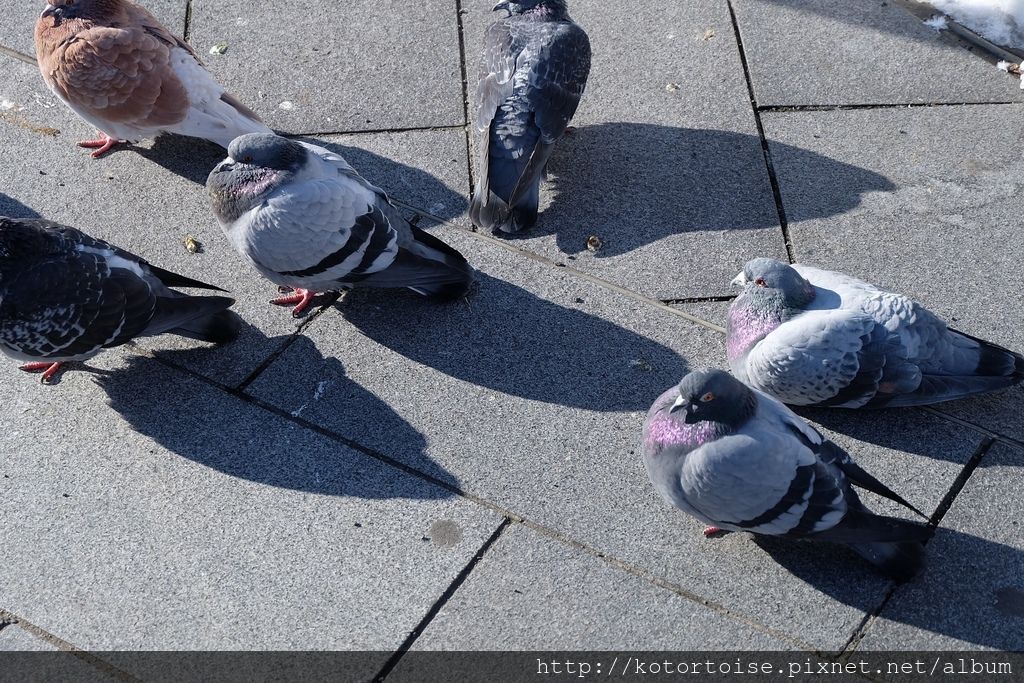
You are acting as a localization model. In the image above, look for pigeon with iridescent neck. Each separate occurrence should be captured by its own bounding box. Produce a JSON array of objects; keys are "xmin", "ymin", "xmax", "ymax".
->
[
  {"xmin": 727, "ymin": 258, "xmax": 1024, "ymax": 408},
  {"xmin": 469, "ymin": 0, "xmax": 591, "ymax": 234},
  {"xmin": 642, "ymin": 369, "xmax": 931, "ymax": 581}
]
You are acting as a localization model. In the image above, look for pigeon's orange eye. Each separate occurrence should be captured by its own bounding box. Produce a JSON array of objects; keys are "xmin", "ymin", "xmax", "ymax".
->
[
  {"xmin": 700, "ymin": 392, "xmax": 715, "ymax": 402},
  {"xmin": 754, "ymin": 277, "xmax": 767, "ymax": 287},
  {"xmin": 242, "ymin": 155, "xmax": 253, "ymax": 163}
]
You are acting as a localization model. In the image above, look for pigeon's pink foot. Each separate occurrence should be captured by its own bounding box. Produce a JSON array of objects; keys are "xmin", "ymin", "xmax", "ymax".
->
[
  {"xmin": 563, "ymin": 126, "xmax": 578, "ymax": 136},
  {"xmin": 77, "ymin": 132, "xmax": 120, "ymax": 158},
  {"xmin": 703, "ymin": 526, "xmax": 727, "ymax": 538},
  {"xmin": 19, "ymin": 361, "xmax": 63, "ymax": 384},
  {"xmin": 270, "ymin": 287, "xmax": 319, "ymax": 318}
]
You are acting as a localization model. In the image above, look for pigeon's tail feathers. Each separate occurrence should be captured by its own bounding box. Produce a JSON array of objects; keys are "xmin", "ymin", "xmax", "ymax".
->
[
  {"xmin": 973, "ymin": 335, "xmax": 1024, "ymax": 379},
  {"xmin": 149, "ymin": 294, "xmax": 240, "ymax": 344},
  {"xmin": 146, "ymin": 264, "xmax": 228, "ymax": 292},
  {"xmin": 848, "ymin": 540, "xmax": 926, "ymax": 583},
  {"xmin": 403, "ymin": 225, "xmax": 474, "ymax": 301}
]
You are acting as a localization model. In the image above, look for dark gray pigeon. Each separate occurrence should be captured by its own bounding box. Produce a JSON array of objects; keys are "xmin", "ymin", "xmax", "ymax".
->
[
  {"xmin": 469, "ymin": 0, "xmax": 591, "ymax": 234},
  {"xmin": 642, "ymin": 369, "xmax": 931, "ymax": 582},
  {"xmin": 0, "ymin": 216, "xmax": 239, "ymax": 383},
  {"xmin": 727, "ymin": 258, "xmax": 1024, "ymax": 408},
  {"xmin": 207, "ymin": 134, "xmax": 474, "ymax": 316}
]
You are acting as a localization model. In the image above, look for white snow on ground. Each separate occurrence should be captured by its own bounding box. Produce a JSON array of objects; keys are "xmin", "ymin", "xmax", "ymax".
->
[
  {"xmin": 924, "ymin": 14, "xmax": 950, "ymax": 29},
  {"xmin": 929, "ymin": 0, "xmax": 1024, "ymax": 48}
]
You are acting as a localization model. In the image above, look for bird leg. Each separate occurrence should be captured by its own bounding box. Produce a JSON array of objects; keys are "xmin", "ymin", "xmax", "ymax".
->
[
  {"xmin": 19, "ymin": 361, "xmax": 64, "ymax": 384},
  {"xmin": 77, "ymin": 131, "xmax": 121, "ymax": 158},
  {"xmin": 563, "ymin": 126, "xmax": 578, "ymax": 136},
  {"xmin": 270, "ymin": 287, "xmax": 320, "ymax": 318},
  {"xmin": 703, "ymin": 526, "xmax": 729, "ymax": 538}
]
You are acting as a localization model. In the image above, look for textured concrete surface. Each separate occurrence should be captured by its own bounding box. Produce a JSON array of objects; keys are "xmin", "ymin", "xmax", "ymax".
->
[
  {"xmin": 0, "ymin": 0, "xmax": 1021, "ymax": 663},
  {"xmin": 732, "ymin": 0, "xmax": 1024, "ymax": 106},
  {"xmin": 0, "ymin": 625, "xmax": 55, "ymax": 652}
]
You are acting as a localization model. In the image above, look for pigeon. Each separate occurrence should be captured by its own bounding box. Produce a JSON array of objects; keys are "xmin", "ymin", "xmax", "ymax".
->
[
  {"xmin": 0, "ymin": 216, "xmax": 240, "ymax": 383},
  {"xmin": 34, "ymin": 0, "xmax": 272, "ymax": 158},
  {"xmin": 206, "ymin": 134, "xmax": 475, "ymax": 316},
  {"xmin": 727, "ymin": 258, "xmax": 1024, "ymax": 408},
  {"xmin": 469, "ymin": 0, "xmax": 591, "ymax": 234},
  {"xmin": 642, "ymin": 369, "xmax": 931, "ymax": 581}
]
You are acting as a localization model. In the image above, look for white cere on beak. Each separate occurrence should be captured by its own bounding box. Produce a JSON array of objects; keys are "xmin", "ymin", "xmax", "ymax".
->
[
  {"xmin": 730, "ymin": 272, "xmax": 748, "ymax": 287},
  {"xmin": 670, "ymin": 395, "xmax": 687, "ymax": 412}
]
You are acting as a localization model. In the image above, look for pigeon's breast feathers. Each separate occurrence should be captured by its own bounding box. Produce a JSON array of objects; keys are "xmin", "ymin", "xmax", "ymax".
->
[{"xmin": 206, "ymin": 136, "xmax": 310, "ymax": 225}]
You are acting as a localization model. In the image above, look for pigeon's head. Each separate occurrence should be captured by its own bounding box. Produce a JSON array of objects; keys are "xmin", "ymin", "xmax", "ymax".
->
[
  {"xmin": 492, "ymin": 0, "xmax": 568, "ymax": 17},
  {"xmin": 40, "ymin": 0, "xmax": 115, "ymax": 24},
  {"xmin": 670, "ymin": 369, "xmax": 756, "ymax": 427},
  {"xmin": 732, "ymin": 258, "xmax": 815, "ymax": 309},
  {"xmin": 206, "ymin": 134, "xmax": 307, "ymax": 224}
]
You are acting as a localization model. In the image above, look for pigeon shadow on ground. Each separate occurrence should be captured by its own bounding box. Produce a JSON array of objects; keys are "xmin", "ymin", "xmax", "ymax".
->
[
  {"xmin": 96, "ymin": 326, "xmax": 457, "ymax": 499},
  {"xmin": 513, "ymin": 123, "xmax": 894, "ymax": 257},
  {"xmin": 339, "ymin": 271, "xmax": 690, "ymax": 411},
  {"xmin": 0, "ymin": 193, "xmax": 42, "ymax": 219},
  {"xmin": 135, "ymin": 134, "xmax": 226, "ymax": 185},
  {"xmin": 755, "ymin": 526, "xmax": 1024, "ymax": 650}
]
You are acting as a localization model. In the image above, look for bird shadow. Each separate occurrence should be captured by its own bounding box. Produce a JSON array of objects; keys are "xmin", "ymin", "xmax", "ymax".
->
[
  {"xmin": 338, "ymin": 271, "xmax": 690, "ymax": 411},
  {"xmin": 95, "ymin": 326, "xmax": 458, "ymax": 500},
  {"xmin": 0, "ymin": 193, "xmax": 42, "ymax": 219},
  {"xmin": 509, "ymin": 123, "xmax": 894, "ymax": 257},
  {"xmin": 754, "ymin": 526, "xmax": 1024, "ymax": 650}
]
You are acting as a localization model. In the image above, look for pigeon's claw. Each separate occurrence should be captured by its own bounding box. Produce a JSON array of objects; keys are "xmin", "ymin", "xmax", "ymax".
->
[
  {"xmin": 270, "ymin": 288, "xmax": 318, "ymax": 317},
  {"xmin": 19, "ymin": 361, "xmax": 64, "ymax": 384},
  {"xmin": 703, "ymin": 526, "xmax": 728, "ymax": 538},
  {"xmin": 77, "ymin": 132, "xmax": 120, "ymax": 158}
]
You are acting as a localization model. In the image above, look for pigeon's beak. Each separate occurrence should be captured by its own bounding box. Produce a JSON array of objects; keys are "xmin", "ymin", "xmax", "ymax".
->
[
  {"xmin": 669, "ymin": 395, "xmax": 688, "ymax": 415},
  {"xmin": 730, "ymin": 271, "xmax": 748, "ymax": 288},
  {"xmin": 492, "ymin": 1, "xmax": 511, "ymax": 14},
  {"xmin": 41, "ymin": 4, "xmax": 60, "ymax": 19}
]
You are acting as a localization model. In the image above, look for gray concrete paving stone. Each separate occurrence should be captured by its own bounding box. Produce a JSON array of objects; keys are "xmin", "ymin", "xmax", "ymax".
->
[
  {"xmin": 187, "ymin": 0, "xmax": 465, "ymax": 134},
  {"xmin": 460, "ymin": 0, "xmax": 789, "ymax": 300},
  {"xmin": 0, "ymin": 58, "xmax": 469, "ymax": 389},
  {"xmin": 0, "ymin": 624, "xmax": 56, "ymax": 652},
  {"xmin": 246, "ymin": 225, "xmax": 985, "ymax": 650},
  {"xmin": 857, "ymin": 443, "xmax": 1024, "ymax": 650},
  {"xmin": 762, "ymin": 104, "xmax": 1024, "ymax": 443},
  {"xmin": 0, "ymin": 353, "xmax": 501, "ymax": 667},
  {"xmin": 406, "ymin": 524, "xmax": 794, "ymax": 649},
  {"xmin": 732, "ymin": 0, "xmax": 1024, "ymax": 106}
]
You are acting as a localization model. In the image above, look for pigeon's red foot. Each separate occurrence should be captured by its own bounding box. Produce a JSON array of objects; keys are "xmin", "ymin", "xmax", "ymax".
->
[
  {"xmin": 19, "ymin": 361, "xmax": 64, "ymax": 384},
  {"xmin": 703, "ymin": 526, "xmax": 728, "ymax": 538},
  {"xmin": 77, "ymin": 132, "xmax": 120, "ymax": 158},
  {"xmin": 563, "ymin": 126, "xmax": 578, "ymax": 136},
  {"xmin": 271, "ymin": 287, "xmax": 319, "ymax": 318}
]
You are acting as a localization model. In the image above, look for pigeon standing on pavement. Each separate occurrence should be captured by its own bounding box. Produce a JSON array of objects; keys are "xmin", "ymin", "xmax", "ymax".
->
[
  {"xmin": 727, "ymin": 258, "xmax": 1024, "ymax": 408},
  {"xmin": 0, "ymin": 216, "xmax": 240, "ymax": 383},
  {"xmin": 34, "ymin": 0, "xmax": 272, "ymax": 158},
  {"xmin": 206, "ymin": 134, "xmax": 475, "ymax": 316},
  {"xmin": 642, "ymin": 369, "xmax": 931, "ymax": 581},
  {"xmin": 469, "ymin": 0, "xmax": 591, "ymax": 234}
]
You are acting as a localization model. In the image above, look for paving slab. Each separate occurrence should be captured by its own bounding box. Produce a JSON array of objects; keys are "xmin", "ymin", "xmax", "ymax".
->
[
  {"xmin": 188, "ymin": 0, "xmax": 464, "ymax": 134},
  {"xmin": 0, "ymin": 0, "xmax": 185, "ymax": 58},
  {"xmin": 858, "ymin": 443, "xmax": 1024, "ymax": 650},
  {"xmin": 732, "ymin": 0, "xmax": 1024, "ymax": 106},
  {"xmin": 763, "ymin": 103, "xmax": 1024, "ymax": 443},
  {"xmin": 460, "ymin": 0, "xmax": 790, "ymax": 300},
  {"xmin": 246, "ymin": 225, "xmax": 985, "ymax": 650},
  {"xmin": 0, "ymin": 353, "xmax": 501, "ymax": 670},
  {"xmin": 0, "ymin": 58, "xmax": 468, "ymax": 389},
  {"xmin": 0, "ymin": 624, "xmax": 56, "ymax": 652},
  {"xmin": 407, "ymin": 524, "xmax": 797, "ymax": 650}
]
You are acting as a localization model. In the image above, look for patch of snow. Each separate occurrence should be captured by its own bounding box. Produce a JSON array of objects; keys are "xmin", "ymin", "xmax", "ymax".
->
[
  {"xmin": 929, "ymin": 0, "xmax": 1024, "ymax": 49},
  {"xmin": 924, "ymin": 14, "xmax": 949, "ymax": 30},
  {"xmin": 0, "ymin": 99, "xmax": 17, "ymax": 111},
  {"xmin": 997, "ymin": 59, "xmax": 1013, "ymax": 70},
  {"xmin": 279, "ymin": 101, "xmax": 295, "ymax": 111}
]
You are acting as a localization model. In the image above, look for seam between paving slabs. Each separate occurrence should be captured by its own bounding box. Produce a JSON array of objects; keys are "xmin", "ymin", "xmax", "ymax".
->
[
  {"xmin": 841, "ymin": 437, "xmax": 998, "ymax": 655},
  {"xmin": 373, "ymin": 518, "xmax": 512, "ymax": 681},
  {"xmin": 182, "ymin": 0, "xmax": 192, "ymax": 42},
  {"xmin": 453, "ymin": 0, "xmax": 478, "ymax": 199},
  {"xmin": 0, "ymin": 609, "xmax": 139, "ymax": 682},
  {"xmin": 759, "ymin": 101, "xmax": 1020, "ymax": 112},
  {"xmin": 725, "ymin": 0, "xmax": 795, "ymax": 264}
]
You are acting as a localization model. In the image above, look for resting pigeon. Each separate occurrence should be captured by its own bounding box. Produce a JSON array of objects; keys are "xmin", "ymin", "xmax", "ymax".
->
[
  {"xmin": 469, "ymin": 0, "xmax": 591, "ymax": 234},
  {"xmin": 35, "ymin": 0, "xmax": 271, "ymax": 158},
  {"xmin": 727, "ymin": 258, "xmax": 1024, "ymax": 408},
  {"xmin": 642, "ymin": 369, "xmax": 931, "ymax": 581},
  {"xmin": 0, "ymin": 216, "xmax": 240, "ymax": 383},
  {"xmin": 206, "ymin": 134, "xmax": 475, "ymax": 316}
]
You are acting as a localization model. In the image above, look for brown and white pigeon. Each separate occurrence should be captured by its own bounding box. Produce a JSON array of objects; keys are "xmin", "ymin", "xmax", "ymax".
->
[
  {"xmin": 642, "ymin": 369, "xmax": 931, "ymax": 581},
  {"xmin": 0, "ymin": 216, "xmax": 240, "ymax": 383},
  {"xmin": 34, "ymin": 0, "xmax": 272, "ymax": 158},
  {"xmin": 469, "ymin": 0, "xmax": 591, "ymax": 234}
]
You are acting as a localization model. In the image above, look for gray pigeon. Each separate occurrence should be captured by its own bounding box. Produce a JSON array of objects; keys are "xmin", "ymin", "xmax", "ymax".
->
[
  {"xmin": 207, "ymin": 134, "xmax": 474, "ymax": 316},
  {"xmin": 0, "ymin": 216, "xmax": 239, "ymax": 383},
  {"xmin": 642, "ymin": 369, "xmax": 931, "ymax": 581},
  {"xmin": 727, "ymin": 258, "xmax": 1024, "ymax": 408},
  {"xmin": 469, "ymin": 0, "xmax": 591, "ymax": 234}
]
